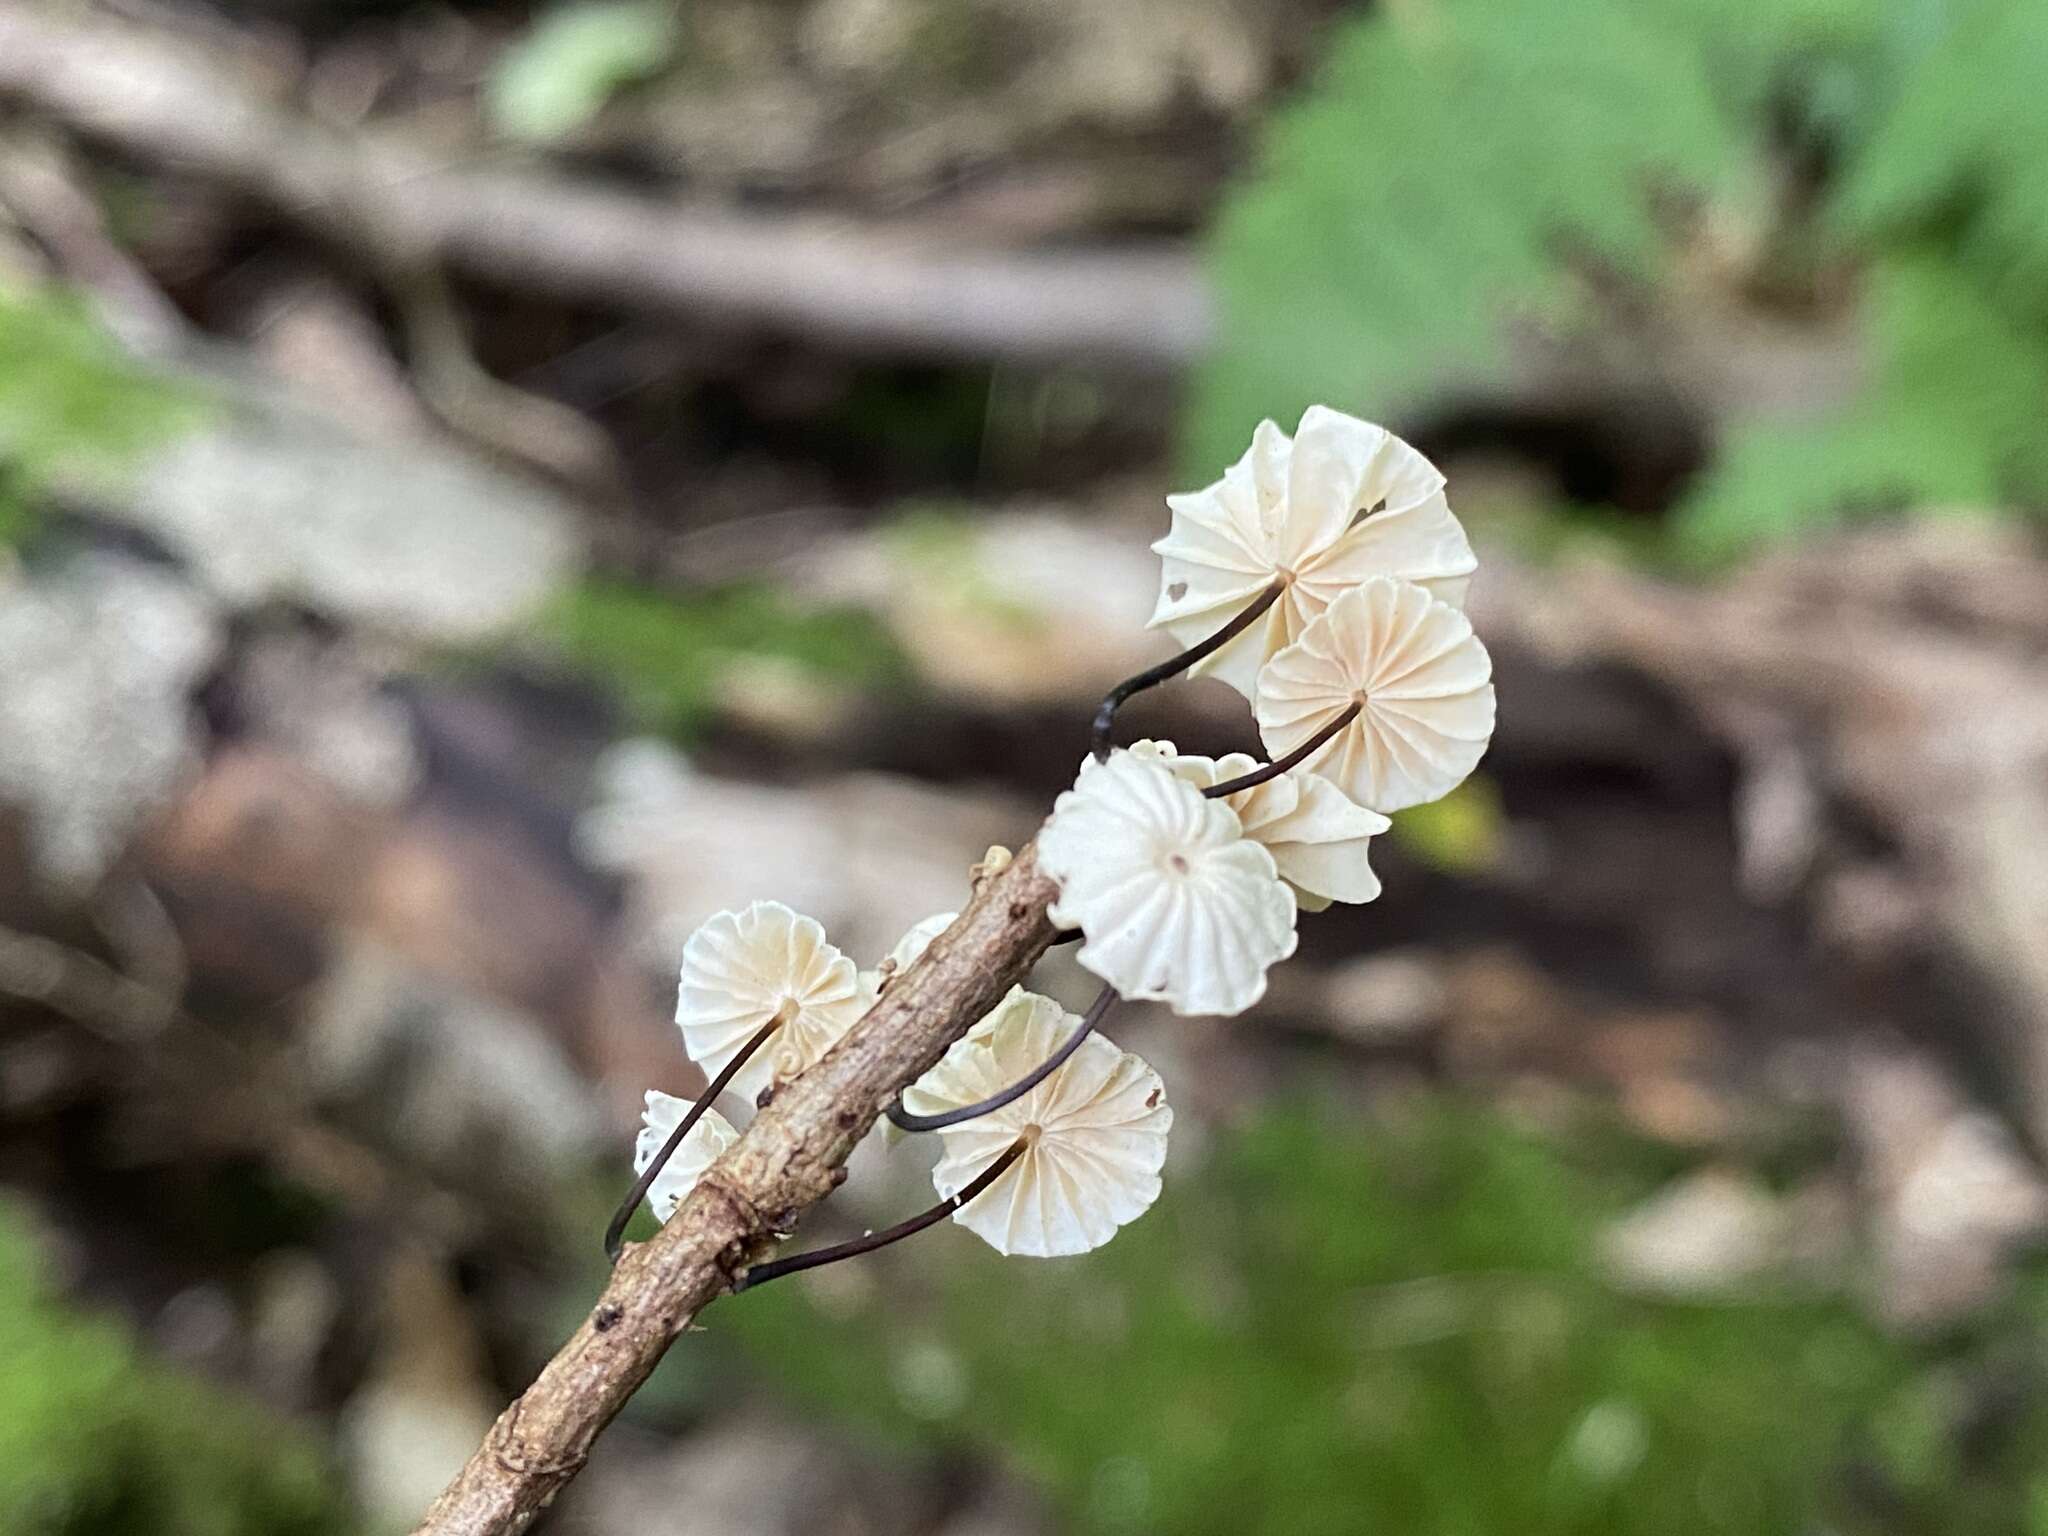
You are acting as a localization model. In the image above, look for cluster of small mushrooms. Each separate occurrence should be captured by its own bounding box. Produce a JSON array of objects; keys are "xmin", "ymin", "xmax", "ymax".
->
[{"xmin": 606, "ymin": 406, "xmax": 1497, "ymax": 1280}]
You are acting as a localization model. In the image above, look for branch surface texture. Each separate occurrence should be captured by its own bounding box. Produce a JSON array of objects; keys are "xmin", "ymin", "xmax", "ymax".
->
[
  {"xmin": 411, "ymin": 845, "xmax": 1059, "ymax": 1536},
  {"xmin": 0, "ymin": 8, "xmax": 1206, "ymax": 368}
]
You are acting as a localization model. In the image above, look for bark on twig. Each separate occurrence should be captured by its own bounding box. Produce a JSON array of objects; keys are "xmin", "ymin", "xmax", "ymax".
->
[
  {"xmin": 0, "ymin": 8, "xmax": 1207, "ymax": 368},
  {"xmin": 410, "ymin": 843, "xmax": 1060, "ymax": 1536}
]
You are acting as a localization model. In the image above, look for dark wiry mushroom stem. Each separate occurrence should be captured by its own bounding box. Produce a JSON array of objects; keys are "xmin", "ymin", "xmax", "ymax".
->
[
  {"xmin": 1090, "ymin": 580, "xmax": 1286, "ymax": 760},
  {"xmin": 1203, "ymin": 701, "xmax": 1362, "ymax": 798},
  {"xmin": 884, "ymin": 983, "xmax": 1115, "ymax": 1133},
  {"xmin": 603, "ymin": 1020, "xmax": 778, "ymax": 1263},
  {"xmin": 734, "ymin": 1140, "xmax": 1028, "ymax": 1290}
]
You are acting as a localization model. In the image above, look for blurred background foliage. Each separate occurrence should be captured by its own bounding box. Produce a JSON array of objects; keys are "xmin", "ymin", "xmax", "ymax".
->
[
  {"xmin": 730, "ymin": 1104, "xmax": 2048, "ymax": 1536},
  {"xmin": 1193, "ymin": 0, "xmax": 2048, "ymax": 561},
  {"xmin": 549, "ymin": 578, "xmax": 909, "ymax": 738},
  {"xmin": 486, "ymin": 2, "xmax": 678, "ymax": 143},
  {"xmin": 0, "ymin": 289, "xmax": 201, "ymax": 548},
  {"xmin": 0, "ymin": 1202, "xmax": 347, "ymax": 1536}
]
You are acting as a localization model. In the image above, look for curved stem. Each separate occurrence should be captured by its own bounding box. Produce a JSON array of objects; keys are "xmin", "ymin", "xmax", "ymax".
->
[
  {"xmin": 734, "ymin": 1140, "xmax": 1027, "ymax": 1291},
  {"xmin": 1203, "ymin": 700, "xmax": 1362, "ymax": 798},
  {"xmin": 604, "ymin": 1020, "xmax": 778, "ymax": 1264},
  {"xmin": 885, "ymin": 982, "xmax": 1116, "ymax": 1134},
  {"xmin": 1091, "ymin": 580, "xmax": 1285, "ymax": 760}
]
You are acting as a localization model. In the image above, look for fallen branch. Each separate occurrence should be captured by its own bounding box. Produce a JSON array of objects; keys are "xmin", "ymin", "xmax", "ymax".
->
[
  {"xmin": 1472, "ymin": 527, "xmax": 2048, "ymax": 1146},
  {"xmin": 0, "ymin": 8, "xmax": 1208, "ymax": 368},
  {"xmin": 410, "ymin": 843, "xmax": 1059, "ymax": 1536},
  {"xmin": 0, "ymin": 129, "xmax": 187, "ymax": 348}
]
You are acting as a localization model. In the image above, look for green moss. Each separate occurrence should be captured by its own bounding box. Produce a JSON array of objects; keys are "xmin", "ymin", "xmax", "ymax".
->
[
  {"xmin": 1392, "ymin": 776, "xmax": 1507, "ymax": 876},
  {"xmin": 0, "ymin": 1200, "xmax": 351, "ymax": 1536},
  {"xmin": 0, "ymin": 286, "xmax": 206, "ymax": 548},
  {"xmin": 722, "ymin": 1097, "xmax": 2048, "ymax": 1535},
  {"xmin": 549, "ymin": 577, "xmax": 910, "ymax": 737},
  {"xmin": 882, "ymin": 505, "xmax": 1043, "ymax": 634}
]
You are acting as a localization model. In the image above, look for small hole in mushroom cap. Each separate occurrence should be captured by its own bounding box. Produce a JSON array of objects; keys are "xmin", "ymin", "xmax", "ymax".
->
[
  {"xmin": 1166, "ymin": 581, "xmax": 1188, "ymax": 601},
  {"xmin": 1167, "ymin": 852, "xmax": 1190, "ymax": 874}
]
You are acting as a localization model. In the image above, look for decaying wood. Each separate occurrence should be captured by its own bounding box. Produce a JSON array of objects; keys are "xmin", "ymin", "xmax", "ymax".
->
[
  {"xmin": 0, "ymin": 8, "xmax": 1207, "ymax": 369},
  {"xmin": 410, "ymin": 843, "xmax": 1060, "ymax": 1536},
  {"xmin": 1473, "ymin": 526, "xmax": 2048, "ymax": 1144}
]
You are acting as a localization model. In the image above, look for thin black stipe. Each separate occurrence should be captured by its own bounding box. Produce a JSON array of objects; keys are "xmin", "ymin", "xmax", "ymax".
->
[
  {"xmin": 884, "ymin": 982, "xmax": 1116, "ymax": 1135},
  {"xmin": 1202, "ymin": 700, "xmax": 1363, "ymax": 798},
  {"xmin": 604, "ymin": 1019, "xmax": 778, "ymax": 1264},
  {"xmin": 733, "ymin": 1139, "xmax": 1028, "ymax": 1291},
  {"xmin": 1090, "ymin": 580, "xmax": 1285, "ymax": 760}
]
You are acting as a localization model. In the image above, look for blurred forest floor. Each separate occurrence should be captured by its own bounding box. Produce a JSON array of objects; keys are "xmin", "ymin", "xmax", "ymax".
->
[{"xmin": 2, "ymin": 1, "xmax": 2048, "ymax": 1534}]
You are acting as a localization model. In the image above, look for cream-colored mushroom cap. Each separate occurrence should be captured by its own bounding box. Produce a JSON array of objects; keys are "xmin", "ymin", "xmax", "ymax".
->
[
  {"xmin": 675, "ymin": 901, "xmax": 872, "ymax": 1103},
  {"xmin": 1256, "ymin": 576, "xmax": 1495, "ymax": 814},
  {"xmin": 1039, "ymin": 750, "xmax": 1297, "ymax": 1017},
  {"xmin": 633, "ymin": 1090, "xmax": 741, "ymax": 1224},
  {"xmin": 1129, "ymin": 740, "xmax": 1389, "ymax": 911},
  {"xmin": 904, "ymin": 989, "xmax": 1171, "ymax": 1257},
  {"xmin": 869, "ymin": 910, "xmax": 966, "ymax": 1145},
  {"xmin": 881, "ymin": 910, "xmax": 956, "ymax": 979},
  {"xmin": 861, "ymin": 909, "xmax": 956, "ymax": 1024},
  {"xmin": 1149, "ymin": 406, "xmax": 1475, "ymax": 703}
]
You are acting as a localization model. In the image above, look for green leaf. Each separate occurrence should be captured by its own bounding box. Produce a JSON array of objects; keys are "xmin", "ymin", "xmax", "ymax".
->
[
  {"xmin": 0, "ymin": 285, "xmax": 205, "ymax": 546},
  {"xmin": 1834, "ymin": 0, "xmax": 2048, "ymax": 319},
  {"xmin": 1678, "ymin": 253, "xmax": 2048, "ymax": 560},
  {"xmin": 1189, "ymin": 0, "xmax": 2048, "ymax": 562},
  {"xmin": 1188, "ymin": 0, "xmax": 1858, "ymax": 476},
  {"xmin": 487, "ymin": 2, "xmax": 678, "ymax": 143}
]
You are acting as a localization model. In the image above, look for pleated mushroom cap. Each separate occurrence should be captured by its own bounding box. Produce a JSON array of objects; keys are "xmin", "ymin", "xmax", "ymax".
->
[
  {"xmin": 1149, "ymin": 406, "xmax": 1475, "ymax": 702},
  {"xmin": 633, "ymin": 1091, "xmax": 740, "ymax": 1223},
  {"xmin": 675, "ymin": 901, "xmax": 872, "ymax": 1103},
  {"xmin": 1039, "ymin": 751, "xmax": 1297, "ymax": 1017},
  {"xmin": 882, "ymin": 910, "xmax": 956, "ymax": 976},
  {"xmin": 905, "ymin": 990, "xmax": 1171, "ymax": 1257},
  {"xmin": 871, "ymin": 909, "xmax": 967, "ymax": 1146},
  {"xmin": 1256, "ymin": 577, "xmax": 1496, "ymax": 814},
  {"xmin": 1129, "ymin": 739, "xmax": 1389, "ymax": 911}
]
